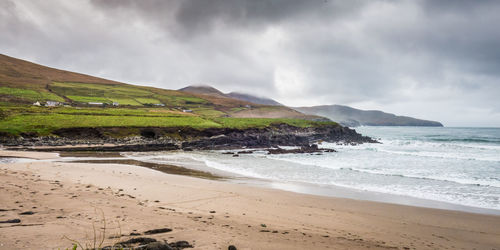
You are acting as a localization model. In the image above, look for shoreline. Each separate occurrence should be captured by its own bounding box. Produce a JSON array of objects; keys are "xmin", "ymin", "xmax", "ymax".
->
[
  {"xmin": 233, "ymin": 178, "xmax": 500, "ymax": 216},
  {"xmin": 119, "ymin": 150, "xmax": 500, "ymax": 215},
  {"xmin": 1, "ymin": 150, "xmax": 500, "ymax": 249},
  {"xmin": 3, "ymin": 149, "xmax": 500, "ymax": 215}
]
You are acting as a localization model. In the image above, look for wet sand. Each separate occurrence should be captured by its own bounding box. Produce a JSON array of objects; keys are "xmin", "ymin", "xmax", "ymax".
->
[{"xmin": 0, "ymin": 150, "xmax": 499, "ymax": 249}]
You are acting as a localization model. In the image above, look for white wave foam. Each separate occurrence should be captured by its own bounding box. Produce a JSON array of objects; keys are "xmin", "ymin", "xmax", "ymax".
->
[
  {"xmin": 120, "ymin": 126, "xmax": 500, "ymax": 211},
  {"xmin": 344, "ymin": 167, "xmax": 500, "ymax": 188}
]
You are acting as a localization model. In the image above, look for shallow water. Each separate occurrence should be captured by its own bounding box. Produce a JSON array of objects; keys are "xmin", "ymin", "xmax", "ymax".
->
[{"xmin": 123, "ymin": 127, "xmax": 500, "ymax": 213}]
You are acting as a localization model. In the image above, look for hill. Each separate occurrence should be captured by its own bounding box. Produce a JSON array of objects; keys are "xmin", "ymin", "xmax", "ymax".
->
[
  {"xmin": 179, "ymin": 86, "xmax": 282, "ymax": 106},
  {"xmin": 178, "ymin": 85, "xmax": 225, "ymax": 96},
  {"xmin": 178, "ymin": 85, "xmax": 323, "ymax": 120},
  {"xmin": 0, "ymin": 54, "xmax": 336, "ymax": 140},
  {"xmin": 226, "ymin": 92, "xmax": 282, "ymax": 106},
  {"xmin": 295, "ymin": 105, "xmax": 443, "ymax": 127}
]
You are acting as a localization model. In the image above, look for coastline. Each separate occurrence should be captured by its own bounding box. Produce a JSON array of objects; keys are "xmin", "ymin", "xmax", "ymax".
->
[
  {"xmin": 231, "ymin": 178, "xmax": 500, "ymax": 216},
  {"xmin": 120, "ymin": 149, "xmax": 500, "ymax": 215},
  {"xmin": 9, "ymin": 149, "xmax": 500, "ymax": 215},
  {"xmin": 1, "ymin": 150, "xmax": 499, "ymax": 249}
]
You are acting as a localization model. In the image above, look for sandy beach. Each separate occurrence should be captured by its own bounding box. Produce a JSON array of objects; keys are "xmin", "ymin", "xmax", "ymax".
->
[{"xmin": 1, "ymin": 150, "xmax": 499, "ymax": 250}]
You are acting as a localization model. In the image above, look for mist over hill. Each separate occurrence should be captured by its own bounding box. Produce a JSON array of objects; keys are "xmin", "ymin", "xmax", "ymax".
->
[
  {"xmin": 178, "ymin": 85, "xmax": 225, "ymax": 96},
  {"xmin": 178, "ymin": 85, "xmax": 282, "ymax": 106},
  {"xmin": 226, "ymin": 92, "xmax": 282, "ymax": 106}
]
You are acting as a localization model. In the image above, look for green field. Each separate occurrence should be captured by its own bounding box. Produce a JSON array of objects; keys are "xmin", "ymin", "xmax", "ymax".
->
[
  {"xmin": 0, "ymin": 80, "xmax": 218, "ymax": 108},
  {"xmin": 0, "ymin": 81, "xmax": 336, "ymax": 137},
  {"xmin": 0, "ymin": 113, "xmax": 219, "ymax": 135},
  {"xmin": 50, "ymin": 82, "xmax": 153, "ymax": 97},
  {"xmin": 0, "ymin": 86, "xmax": 65, "ymax": 102},
  {"xmin": 109, "ymin": 98, "xmax": 143, "ymax": 106},
  {"xmin": 135, "ymin": 97, "xmax": 162, "ymax": 104},
  {"xmin": 212, "ymin": 117, "xmax": 336, "ymax": 129},
  {"xmin": 0, "ymin": 106, "xmax": 337, "ymax": 136},
  {"xmin": 190, "ymin": 107, "xmax": 226, "ymax": 117},
  {"xmin": 154, "ymin": 95, "xmax": 209, "ymax": 106}
]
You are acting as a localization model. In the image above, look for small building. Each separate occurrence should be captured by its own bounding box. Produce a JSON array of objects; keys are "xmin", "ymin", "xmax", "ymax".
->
[
  {"xmin": 112, "ymin": 102, "xmax": 119, "ymax": 106},
  {"xmin": 154, "ymin": 103, "xmax": 165, "ymax": 107},
  {"xmin": 244, "ymin": 104, "xmax": 252, "ymax": 108},
  {"xmin": 46, "ymin": 101, "xmax": 60, "ymax": 107},
  {"xmin": 33, "ymin": 101, "xmax": 41, "ymax": 106},
  {"xmin": 182, "ymin": 109, "xmax": 193, "ymax": 113},
  {"xmin": 88, "ymin": 102, "xmax": 104, "ymax": 106}
]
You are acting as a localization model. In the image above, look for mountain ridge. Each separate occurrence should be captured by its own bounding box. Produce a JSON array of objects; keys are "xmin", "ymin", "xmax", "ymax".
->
[
  {"xmin": 295, "ymin": 105, "xmax": 443, "ymax": 127},
  {"xmin": 179, "ymin": 85, "xmax": 444, "ymax": 127},
  {"xmin": 178, "ymin": 85, "xmax": 282, "ymax": 106},
  {"xmin": 178, "ymin": 85, "xmax": 225, "ymax": 96},
  {"xmin": 226, "ymin": 92, "xmax": 282, "ymax": 106}
]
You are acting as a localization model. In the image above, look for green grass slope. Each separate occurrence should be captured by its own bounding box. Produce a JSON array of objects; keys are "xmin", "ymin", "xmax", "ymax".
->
[{"xmin": 0, "ymin": 54, "xmax": 336, "ymax": 137}]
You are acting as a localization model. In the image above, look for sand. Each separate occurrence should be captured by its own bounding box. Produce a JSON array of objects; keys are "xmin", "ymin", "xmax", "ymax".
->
[{"xmin": 0, "ymin": 150, "xmax": 499, "ymax": 249}]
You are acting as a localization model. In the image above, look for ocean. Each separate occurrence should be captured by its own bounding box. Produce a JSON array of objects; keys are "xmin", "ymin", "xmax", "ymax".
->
[{"xmin": 123, "ymin": 127, "xmax": 500, "ymax": 214}]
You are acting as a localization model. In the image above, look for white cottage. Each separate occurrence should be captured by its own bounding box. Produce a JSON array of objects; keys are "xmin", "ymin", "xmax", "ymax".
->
[{"xmin": 46, "ymin": 101, "xmax": 60, "ymax": 107}]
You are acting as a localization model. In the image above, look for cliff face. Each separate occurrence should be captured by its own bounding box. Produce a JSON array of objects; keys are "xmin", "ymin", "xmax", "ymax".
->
[
  {"xmin": 180, "ymin": 123, "xmax": 376, "ymax": 150},
  {"xmin": 1, "ymin": 123, "xmax": 376, "ymax": 150},
  {"xmin": 295, "ymin": 105, "xmax": 443, "ymax": 127}
]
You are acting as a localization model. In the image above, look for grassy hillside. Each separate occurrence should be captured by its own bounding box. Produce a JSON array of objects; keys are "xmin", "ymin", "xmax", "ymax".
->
[
  {"xmin": 178, "ymin": 85, "xmax": 324, "ymax": 120},
  {"xmin": 0, "ymin": 54, "xmax": 336, "ymax": 137},
  {"xmin": 226, "ymin": 92, "xmax": 282, "ymax": 106}
]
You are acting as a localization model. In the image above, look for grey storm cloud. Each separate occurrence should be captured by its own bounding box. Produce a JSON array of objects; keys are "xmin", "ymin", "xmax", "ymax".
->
[{"xmin": 1, "ymin": 0, "xmax": 500, "ymax": 126}]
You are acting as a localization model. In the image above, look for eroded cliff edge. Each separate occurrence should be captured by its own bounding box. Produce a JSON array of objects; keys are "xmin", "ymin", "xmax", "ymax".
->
[{"xmin": 0, "ymin": 123, "xmax": 376, "ymax": 151}]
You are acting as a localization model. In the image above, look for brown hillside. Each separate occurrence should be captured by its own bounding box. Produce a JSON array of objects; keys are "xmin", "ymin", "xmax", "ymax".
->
[
  {"xmin": 0, "ymin": 54, "xmax": 120, "ymax": 90},
  {"xmin": 0, "ymin": 54, "xmax": 326, "ymax": 121}
]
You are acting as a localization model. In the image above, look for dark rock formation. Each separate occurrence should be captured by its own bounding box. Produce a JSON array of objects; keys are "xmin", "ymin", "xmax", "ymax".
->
[
  {"xmin": 143, "ymin": 241, "xmax": 174, "ymax": 250},
  {"xmin": 19, "ymin": 211, "xmax": 35, "ymax": 215},
  {"xmin": 267, "ymin": 144, "xmax": 336, "ymax": 154},
  {"xmin": 181, "ymin": 124, "xmax": 375, "ymax": 150},
  {"xmin": 0, "ymin": 219, "xmax": 21, "ymax": 223},
  {"xmin": 2, "ymin": 123, "xmax": 376, "ymax": 151},
  {"xmin": 104, "ymin": 237, "xmax": 192, "ymax": 250},
  {"xmin": 144, "ymin": 228, "xmax": 173, "ymax": 235},
  {"xmin": 119, "ymin": 237, "xmax": 157, "ymax": 245}
]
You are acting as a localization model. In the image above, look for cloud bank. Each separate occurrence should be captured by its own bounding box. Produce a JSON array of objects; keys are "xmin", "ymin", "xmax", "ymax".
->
[{"xmin": 1, "ymin": 0, "xmax": 500, "ymax": 126}]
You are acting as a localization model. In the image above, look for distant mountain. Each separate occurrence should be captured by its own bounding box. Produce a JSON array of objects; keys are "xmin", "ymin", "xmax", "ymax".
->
[
  {"xmin": 178, "ymin": 85, "xmax": 225, "ymax": 96},
  {"xmin": 179, "ymin": 85, "xmax": 327, "ymax": 120},
  {"xmin": 295, "ymin": 105, "xmax": 443, "ymax": 127},
  {"xmin": 178, "ymin": 85, "xmax": 442, "ymax": 126},
  {"xmin": 226, "ymin": 92, "xmax": 282, "ymax": 106},
  {"xmin": 179, "ymin": 85, "xmax": 282, "ymax": 106}
]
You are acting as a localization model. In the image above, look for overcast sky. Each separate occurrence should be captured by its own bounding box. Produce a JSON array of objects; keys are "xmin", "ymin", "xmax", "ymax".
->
[{"xmin": 1, "ymin": 0, "xmax": 500, "ymax": 126}]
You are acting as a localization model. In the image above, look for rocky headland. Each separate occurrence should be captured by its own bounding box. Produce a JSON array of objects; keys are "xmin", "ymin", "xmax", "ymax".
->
[{"xmin": 0, "ymin": 123, "xmax": 376, "ymax": 152}]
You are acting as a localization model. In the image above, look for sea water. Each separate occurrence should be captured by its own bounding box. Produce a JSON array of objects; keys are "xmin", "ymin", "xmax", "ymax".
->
[{"xmin": 123, "ymin": 127, "xmax": 500, "ymax": 213}]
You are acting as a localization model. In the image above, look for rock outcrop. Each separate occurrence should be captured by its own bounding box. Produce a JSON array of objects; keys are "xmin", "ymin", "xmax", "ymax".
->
[{"xmin": 1, "ymin": 123, "xmax": 376, "ymax": 151}]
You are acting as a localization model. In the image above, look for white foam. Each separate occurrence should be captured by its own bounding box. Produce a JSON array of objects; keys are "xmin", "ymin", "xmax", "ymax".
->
[{"xmin": 121, "ymin": 127, "xmax": 500, "ymax": 211}]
